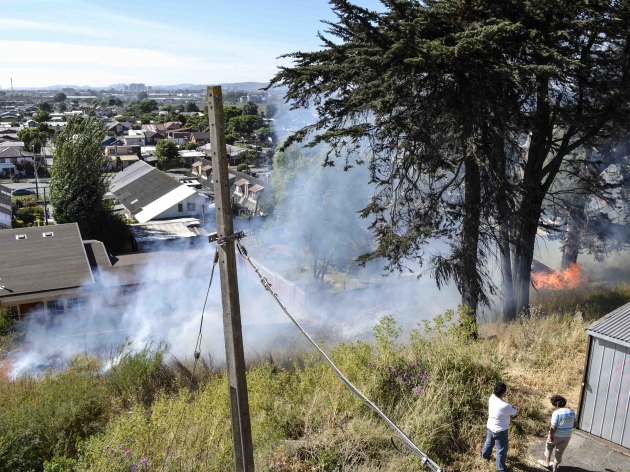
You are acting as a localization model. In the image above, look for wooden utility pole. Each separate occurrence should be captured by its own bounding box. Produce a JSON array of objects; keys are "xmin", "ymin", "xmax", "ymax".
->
[{"xmin": 207, "ymin": 85, "xmax": 255, "ymax": 472}]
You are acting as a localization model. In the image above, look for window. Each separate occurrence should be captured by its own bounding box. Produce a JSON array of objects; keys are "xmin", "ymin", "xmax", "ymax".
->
[
  {"xmin": 187, "ymin": 203, "xmax": 196, "ymax": 212},
  {"xmin": 66, "ymin": 297, "xmax": 85, "ymax": 314},
  {"xmin": 178, "ymin": 203, "xmax": 183, "ymax": 212},
  {"xmin": 46, "ymin": 299, "xmax": 65, "ymax": 317}
]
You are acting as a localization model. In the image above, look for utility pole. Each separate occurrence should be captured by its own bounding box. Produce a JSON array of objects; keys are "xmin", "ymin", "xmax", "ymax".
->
[
  {"xmin": 207, "ymin": 85, "xmax": 255, "ymax": 472},
  {"xmin": 43, "ymin": 186, "xmax": 48, "ymax": 226}
]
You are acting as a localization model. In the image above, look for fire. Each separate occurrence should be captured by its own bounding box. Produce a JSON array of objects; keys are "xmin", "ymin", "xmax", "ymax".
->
[{"xmin": 532, "ymin": 263, "xmax": 588, "ymax": 290}]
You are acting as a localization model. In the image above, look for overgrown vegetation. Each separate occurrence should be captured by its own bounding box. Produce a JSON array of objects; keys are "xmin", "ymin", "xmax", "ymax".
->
[{"xmin": 0, "ymin": 291, "xmax": 597, "ymax": 472}]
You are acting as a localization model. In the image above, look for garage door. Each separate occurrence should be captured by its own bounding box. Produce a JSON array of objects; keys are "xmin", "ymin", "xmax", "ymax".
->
[{"xmin": 580, "ymin": 337, "xmax": 630, "ymax": 448}]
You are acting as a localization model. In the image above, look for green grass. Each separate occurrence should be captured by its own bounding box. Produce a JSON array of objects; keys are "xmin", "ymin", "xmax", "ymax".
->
[{"xmin": 0, "ymin": 285, "xmax": 610, "ymax": 471}]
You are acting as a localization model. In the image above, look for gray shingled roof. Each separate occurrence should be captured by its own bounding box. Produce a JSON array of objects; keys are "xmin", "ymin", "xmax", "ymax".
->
[
  {"xmin": 110, "ymin": 161, "xmax": 182, "ymax": 214},
  {"xmin": 588, "ymin": 302, "xmax": 630, "ymax": 346},
  {"xmin": 0, "ymin": 223, "xmax": 95, "ymax": 298}
]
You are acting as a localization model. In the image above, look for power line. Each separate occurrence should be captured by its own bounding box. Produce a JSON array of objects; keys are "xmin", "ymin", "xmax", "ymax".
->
[{"xmin": 235, "ymin": 240, "xmax": 444, "ymax": 472}]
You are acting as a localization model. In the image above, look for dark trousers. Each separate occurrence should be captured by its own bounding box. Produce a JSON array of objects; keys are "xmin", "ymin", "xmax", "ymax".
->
[{"xmin": 482, "ymin": 428, "xmax": 508, "ymax": 471}]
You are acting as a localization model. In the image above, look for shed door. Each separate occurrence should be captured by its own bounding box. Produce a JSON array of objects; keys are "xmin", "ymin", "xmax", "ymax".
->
[{"xmin": 580, "ymin": 337, "xmax": 630, "ymax": 448}]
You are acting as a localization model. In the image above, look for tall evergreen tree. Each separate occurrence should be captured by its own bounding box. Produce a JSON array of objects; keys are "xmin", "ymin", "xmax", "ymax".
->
[
  {"xmin": 50, "ymin": 114, "xmax": 129, "ymax": 253},
  {"xmin": 270, "ymin": 0, "xmax": 630, "ymax": 320}
]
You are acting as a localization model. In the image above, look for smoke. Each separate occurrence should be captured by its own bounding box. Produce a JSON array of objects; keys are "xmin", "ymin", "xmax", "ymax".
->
[{"xmin": 6, "ymin": 105, "xmax": 464, "ymax": 378}]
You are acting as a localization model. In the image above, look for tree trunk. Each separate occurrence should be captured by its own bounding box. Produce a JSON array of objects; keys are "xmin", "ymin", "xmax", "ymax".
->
[
  {"xmin": 500, "ymin": 221, "xmax": 517, "ymax": 321},
  {"xmin": 513, "ymin": 197, "xmax": 543, "ymax": 316},
  {"xmin": 561, "ymin": 212, "xmax": 581, "ymax": 271},
  {"xmin": 460, "ymin": 155, "xmax": 482, "ymax": 325}
]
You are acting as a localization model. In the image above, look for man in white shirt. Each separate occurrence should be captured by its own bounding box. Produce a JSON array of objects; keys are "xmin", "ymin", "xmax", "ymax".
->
[{"xmin": 482, "ymin": 382, "xmax": 518, "ymax": 471}]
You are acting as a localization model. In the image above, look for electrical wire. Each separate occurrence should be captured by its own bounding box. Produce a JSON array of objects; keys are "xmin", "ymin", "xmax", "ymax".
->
[
  {"xmin": 236, "ymin": 240, "xmax": 444, "ymax": 472},
  {"xmin": 159, "ymin": 246, "xmax": 219, "ymax": 472}
]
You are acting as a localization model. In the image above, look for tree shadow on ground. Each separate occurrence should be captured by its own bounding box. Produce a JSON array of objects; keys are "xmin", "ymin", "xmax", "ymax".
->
[{"xmin": 513, "ymin": 463, "xmax": 617, "ymax": 472}]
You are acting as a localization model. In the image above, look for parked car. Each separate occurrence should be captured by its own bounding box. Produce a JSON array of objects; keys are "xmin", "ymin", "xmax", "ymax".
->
[{"xmin": 11, "ymin": 188, "xmax": 35, "ymax": 196}]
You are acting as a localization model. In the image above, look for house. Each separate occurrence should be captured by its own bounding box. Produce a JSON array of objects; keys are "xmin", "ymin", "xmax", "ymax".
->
[
  {"xmin": 143, "ymin": 129, "xmax": 162, "ymax": 145},
  {"xmin": 104, "ymin": 145, "xmax": 141, "ymax": 170},
  {"xmin": 190, "ymin": 158, "xmax": 266, "ymax": 214},
  {"xmin": 109, "ymin": 160, "xmax": 206, "ymax": 223},
  {"xmin": 0, "ymin": 223, "xmax": 220, "ymax": 320},
  {"xmin": 0, "ymin": 184, "xmax": 11, "ymax": 229},
  {"xmin": 178, "ymin": 150, "xmax": 205, "ymax": 166},
  {"xmin": 164, "ymin": 121, "xmax": 183, "ymax": 131},
  {"xmin": 0, "ymin": 223, "xmax": 96, "ymax": 317},
  {"xmin": 199, "ymin": 143, "xmax": 249, "ymax": 166},
  {"xmin": 45, "ymin": 122, "xmax": 67, "ymax": 132},
  {"xmin": 106, "ymin": 121, "xmax": 131, "ymax": 136},
  {"xmin": 0, "ymin": 141, "xmax": 24, "ymax": 151},
  {"xmin": 166, "ymin": 128, "xmax": 191, "ymax": 145},
  {"xmin": 578, "ymin": 303, "xmax": 630, "ymax": 449},
  {"xmin": 0, "ymin": 148, "xmax": 34, "ymax": 175},
  {"xmin": 189, "ymin": 131, "xmax": 210, "ymax": 145},
  {"xmin": 25, "ymin": 120, "xmax": 37, "ymax": 128},
  {"xmin": 0, "ymin": 113, "xmax": 18, "ymax": 123},
  {"xmin": 123, "ymin": 135, "xmax": 145, "ymax": 147}
]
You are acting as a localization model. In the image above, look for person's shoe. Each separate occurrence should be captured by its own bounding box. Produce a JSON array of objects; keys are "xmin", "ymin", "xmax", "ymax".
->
[{"xmin": 538, "ymin": 459, "xmax": 552, "ymax": 470}]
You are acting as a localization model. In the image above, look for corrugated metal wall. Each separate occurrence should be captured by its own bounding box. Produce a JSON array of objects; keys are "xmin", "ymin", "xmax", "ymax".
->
[{"xmin": 580, "ymin": 336, "xmax": 630, "ymax": 448}]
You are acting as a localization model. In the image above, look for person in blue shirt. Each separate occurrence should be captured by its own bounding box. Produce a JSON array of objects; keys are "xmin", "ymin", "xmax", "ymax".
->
[{"xmin": 538, "ymin": 395, "xmax": 577, "ymax": 471}]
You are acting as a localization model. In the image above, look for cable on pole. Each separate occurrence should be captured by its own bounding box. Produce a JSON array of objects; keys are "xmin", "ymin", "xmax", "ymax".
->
[
  {"xmin": 159, "ymin": 247, "xmax": 220, "ymax": 472},
  {"xmin": 235, "ymin": 240, "xmax": 444, "ymax": 472}
]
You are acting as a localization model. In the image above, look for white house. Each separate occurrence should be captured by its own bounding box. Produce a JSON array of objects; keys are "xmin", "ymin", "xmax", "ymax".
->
[
  {"xmin": 109, "ymin": 160, "xmax": 206, "ymax": 223},
  {"xmin": 0, "ymin": 148, "xmax": 35, "ymax": 175}
]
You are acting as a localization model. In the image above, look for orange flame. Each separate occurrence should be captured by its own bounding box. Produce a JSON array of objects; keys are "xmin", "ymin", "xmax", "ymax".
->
[{"xmin": 532, "ymin": 263, "xmax": 588, "ymax": 290}]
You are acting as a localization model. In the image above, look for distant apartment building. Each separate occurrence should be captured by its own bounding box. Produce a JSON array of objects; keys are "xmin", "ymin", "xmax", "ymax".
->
[{"xmin": 125, "ymin": 83, "xmax": 148, "ymax": 92}]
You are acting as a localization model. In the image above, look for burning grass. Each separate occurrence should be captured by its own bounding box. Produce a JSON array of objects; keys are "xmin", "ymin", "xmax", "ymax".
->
[{"xmin": 0, "ymin": 281, "xmax": 614, "ymax": 471}]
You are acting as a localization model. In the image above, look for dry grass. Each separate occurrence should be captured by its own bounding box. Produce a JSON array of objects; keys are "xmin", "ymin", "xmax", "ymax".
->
[{"xmin": 0, "ymin": 295, "xmax": 599, "ymax": 472}]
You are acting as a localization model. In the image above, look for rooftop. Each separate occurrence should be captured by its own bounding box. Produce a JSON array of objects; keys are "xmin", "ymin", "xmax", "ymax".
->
[
  {"xmin": 588, "ymin": 302, "xmax": 630, "ymax": 348},
  {"xmin": 0, "ymin": 223, "xmax": 95, "ymax": 299}
]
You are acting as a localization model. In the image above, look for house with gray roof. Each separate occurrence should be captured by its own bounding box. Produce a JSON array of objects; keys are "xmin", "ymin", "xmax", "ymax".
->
[{"xmin": 109, "ymin": 160, "xmax": 205, "ymax": 223}]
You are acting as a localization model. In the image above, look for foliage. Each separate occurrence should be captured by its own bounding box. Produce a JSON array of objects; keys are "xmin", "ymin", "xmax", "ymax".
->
[
  {"xmin": 265, "ymin": 103, "xmax": 278, "ymax": 118},
  {"xmin": 241, "ymin": 100, "xmax": 259, "ymax": 116},
  {"xmin": 154, "ymin": 139, "xmax": 179, "ymax": 170},
  {"xmin": 179, "ymin": 141, "xmax": 198, "ymax": 151},
  {"xmin": 137, "ymin": 91, "xmax": 148, "ymax": 101},
  {"xmin": 50, "ymin": 114, "xmax": 129, "ymax": 253},
  {"xmin": 18, "ymin": 124, "xmax": 53, "ymax": 152},
  {"xmin": 224, "ymin": 106, "xmax": 242, "ymax": 122},
  {"xmin": 38, "ymin": 101, "xmax": 52, "ymax": 112},
  {"xmin": 139, "ymin": 113, "xmax": 153, "ymax": 124},
  {"xmin": 225, "ymin": 133, "xmax": 238, "ymax": 145},
  {"xmin": 184, "ymin": 102, "xmax": 199, "ymax": 112},
  {"xmin": 0, "ymin": 308, "xmax": 17, "ymax": 338},
  {"xmin": 33, "ymin": 110, "xmax": 51, "ymax": 123},
  {"xmin": 53, "ymin": 92, "xmax": 67, "ymax": 103},
  {"xmin": 182, "ymin": 114, "xmax": 208, "ymax": 132},
  {"xmin": 269, "ymin": 0, "xmax": 630, "ymax": 322},
  {"xmin": 237, "ymin": 163, "xmax": 248, "ymax": 172},
  {"xmin": 57, "ymin": 102, "xmax": 67, "ymax": 113},
  {"xmin": 229, "ymin": 115, "xmax": 263, "ymax": 134},
  {"xmin": 16, "ymin": 203, "xmax": 44, "ymax": 226},
  {"xmin": 255, "ymin": 126, "xmax": 273, "ymax": 143},
  {"xmin": 0, "ymin": 294, "xmax": 602, "ymax": 471}
]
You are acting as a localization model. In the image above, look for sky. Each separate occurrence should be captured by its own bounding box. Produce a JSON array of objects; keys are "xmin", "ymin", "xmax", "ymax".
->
[{"xmin": 0, "ymin": 0, "xmax": 383, "ymax": 89}]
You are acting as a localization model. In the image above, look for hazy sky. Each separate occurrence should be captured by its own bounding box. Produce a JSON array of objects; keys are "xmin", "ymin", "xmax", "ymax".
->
[{"xmin": 0, "ymin": 0, "xmax": 383, "ymax": 89}]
